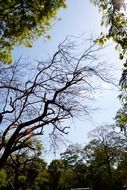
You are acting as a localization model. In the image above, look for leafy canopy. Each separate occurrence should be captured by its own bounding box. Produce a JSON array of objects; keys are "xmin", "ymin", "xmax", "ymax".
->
[
  {"xmin": 0, "ymin": 0, "xmax": 66, "ymax": 64},
  {"xmin": 90, "ymin": 0, "xmax": 127, "ymax": 62}
]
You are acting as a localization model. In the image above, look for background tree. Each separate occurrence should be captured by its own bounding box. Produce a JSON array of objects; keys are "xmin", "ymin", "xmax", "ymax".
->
[
  {"xmin": 60, "ymin": 144, "xmax": 83, "ymax": 167},
  {"xmin": 1, "ymin": 138, "xmax": 48, "ymax": 190},
  {"xmin": 116, "ymin": 151, "xmax": 127, "ymax": 188},
  {"xmin": 48, "ymin": 159, "xmax": 65, "ymax": 190},
  {"xmin": 1, "ymin": 124, "xmax": 127, "ymax": 190},
  {"xmin": 83, "ymin": 125, "xmax": 127, "ymax": 190},
  {"xmin": 0, "ymin": 0, "xmax": 66, "ymax": 64},
  {"xmin": 25, "ymin": 157, "xmax": 48, "ymax": 190},
  {"xmin": 60, "ymin": 144, "xmax": 88, "ymax": 189},
  {"xmin": 58, "ymin": 168, "xmax": 76, "ymax": 190}
]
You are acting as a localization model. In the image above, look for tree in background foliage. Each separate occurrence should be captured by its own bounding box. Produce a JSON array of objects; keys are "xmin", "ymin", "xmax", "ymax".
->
[
  {"xmin": 116, "ymin": 151, "xmax": 127, "ymax": 188},
  {"xmin": 0, "ymin": 138, "xmax": 48, "ymax": 190},
  {"xmin": 48, "ymin": 159, "xmax": 65, "ymax": 190},
  {"xmin": 0, "ymin": 0, "xmax": 66, "ymax": 64},
  {"xmin": 60, "ymin": 144, "xmax": 83, "ymax": 167},
  {"xmin": 83, "ymin": 125, "xmax": 127, "ymax": 190},
  {"xmin": 60, "ymin": 144, "xmax": 89, "ymax": 189},
  {"xmin": 0, "ymin": 125, "xmax": 127, "ymax": 190},
  {"xmin": 59, "ymin": 125, "xmax": 127, "ymax": 190},
  {"xmin": 0, "ymin": 37, "xmax": 111, "ymax": 169},
  {"xmin": 58, "ymin": 168, "xmax": 77, "ymax": 190}
]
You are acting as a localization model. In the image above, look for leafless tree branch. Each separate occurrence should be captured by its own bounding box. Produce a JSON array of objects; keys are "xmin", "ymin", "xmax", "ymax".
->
[{"xmin": 0, "ymin": 37, "xmax": 114, "ymax": 168}]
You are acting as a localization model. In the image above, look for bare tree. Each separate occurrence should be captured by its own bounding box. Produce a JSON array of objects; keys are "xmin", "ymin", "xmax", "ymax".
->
[{"xmin": 0, "ymin": 37, "xmax": 112, "ymax": 168}]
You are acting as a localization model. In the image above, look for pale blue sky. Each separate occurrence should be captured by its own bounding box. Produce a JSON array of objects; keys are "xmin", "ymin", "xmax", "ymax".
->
[{"xmin": 13, "ymin": 0, "xmax": 122, "ymax": 160}]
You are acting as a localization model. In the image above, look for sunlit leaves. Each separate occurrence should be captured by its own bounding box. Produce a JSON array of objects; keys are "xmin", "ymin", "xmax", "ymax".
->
[
  {"xmin": 91, "ymin": 0, "xmax": 127, "ymax": 61},
  {"xmin": 115, "ymin": 107, "xmax": 127, "ymax": 132},
  {"xmin": 0, "ymin": 0, "xmax": 66, "ymax": 64},
  {"xmin": 95, "ymin": 35, "xmax": 109, "ymax": 45}
]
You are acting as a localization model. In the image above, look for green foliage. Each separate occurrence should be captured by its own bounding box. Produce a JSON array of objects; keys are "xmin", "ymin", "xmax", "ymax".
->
[
  {"xmin": 116, "ymin": 152, "xmax": 127, "ymax": 186},
  {"xmin": 59, "ymin": 168, "xmax": 76, "ymax": 190},
  {"xmin": 0, "ymin": 169, "xmax": 8, "ymax": 188},
  {"xmin": 2, "ymin": 138, "xmax": 48, "ymax": 190},
  {"xmin": 2, "ymin": 125, "xmax": 127, "ymax": 190},
  {"xmin": 26, "ymin": 158, "xmax": 48, "ymax": 190},
  {"xmin": 95, "ymin": 35, "xmax": 109, "ymax": 45},
  {"xmin": 90, "ymin": 1, "xmax": 127, "ymax": 132},
  {"xmin": 115, "ymin": 106, "xmax": 127, "ymax": 132},
  {"xmin": 83, "ymin": 126, "xmax": 127, "ymax": 190},
  {"xmin": 33, "ymin": 169, "xmax": 49, "ymax": 190},
  {"xmin": 116, "ymin": 69, "xmax": 127, "ymax": 130},
  {"xmin": 91, "ymin": 0, "xmax": 127, "ymax": 62},
  {"xmin": 48, "ymin": 159, "xmax": 65, "ymax": 190},
  {"xmin": 119, "ymin": 69, "xmax": 127, "ymax": 90},
  {"xmin": 0, "ymin": 0, "xmax": 66, "ymax": 64}
]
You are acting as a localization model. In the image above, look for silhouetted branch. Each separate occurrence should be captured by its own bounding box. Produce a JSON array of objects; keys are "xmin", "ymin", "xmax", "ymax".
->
[{"xmin": 0, "ymin": 37, "xmax": 113, "ymax": 168}]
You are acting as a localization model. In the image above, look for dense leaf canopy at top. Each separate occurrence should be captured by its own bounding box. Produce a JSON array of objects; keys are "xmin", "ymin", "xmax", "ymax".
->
[{"xmin": 0, "ymin": 0, "xmax": 66, "ymax": 64}]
